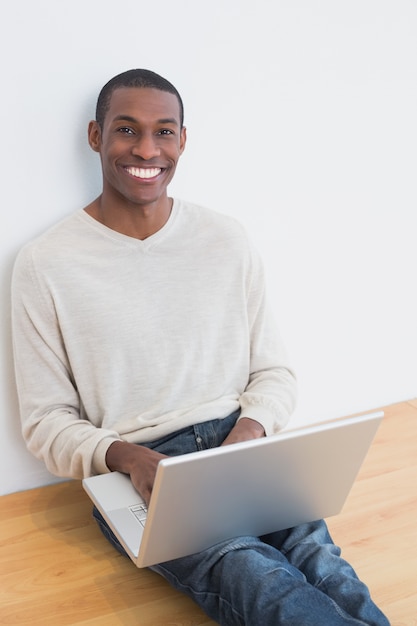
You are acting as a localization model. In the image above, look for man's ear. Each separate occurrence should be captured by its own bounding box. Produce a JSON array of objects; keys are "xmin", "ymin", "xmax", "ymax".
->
[
  {"xmin": 179, "ymin": 126, "xmax": 187, "ymax": 155},
  {"xmin": 88, "ymin": 120, "xmax": 102, "ymax": 153}
]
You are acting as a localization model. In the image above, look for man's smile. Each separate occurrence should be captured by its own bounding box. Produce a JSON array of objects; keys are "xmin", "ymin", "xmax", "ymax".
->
[{"xmin": 124, "ymin": 166, "xmax": 162, "ymax": 180}]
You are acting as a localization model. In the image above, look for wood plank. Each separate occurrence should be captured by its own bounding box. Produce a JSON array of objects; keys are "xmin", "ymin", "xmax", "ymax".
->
[
  {"xmin": 0, "ymin": 482, "xmax": 215, "ymax": 625},
  {"xmin": 327, "ymin": 400, "xmax": 417, "ymax": 625},
  {"xmin": 1, "ymin": 400, "xmax": 416, "ymax": 625}
]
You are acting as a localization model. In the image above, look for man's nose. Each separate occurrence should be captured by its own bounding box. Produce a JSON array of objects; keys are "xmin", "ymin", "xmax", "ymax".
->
[{"xmin": 131, "ymin": 133, "xmax": 160, "ymax": 160}]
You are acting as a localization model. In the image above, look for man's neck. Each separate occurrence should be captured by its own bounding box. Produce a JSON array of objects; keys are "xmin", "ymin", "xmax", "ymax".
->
[{"xmin": 84, "ymin": 196, "xmax": 173, "ymax": 240}]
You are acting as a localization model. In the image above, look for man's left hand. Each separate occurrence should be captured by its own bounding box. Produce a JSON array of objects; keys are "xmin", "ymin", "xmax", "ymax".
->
[{"xmin": 221, "ymin": 417, "xmax": 265, "ymax": 446}]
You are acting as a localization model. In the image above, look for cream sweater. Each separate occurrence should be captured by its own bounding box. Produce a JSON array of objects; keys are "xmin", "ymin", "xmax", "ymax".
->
[{"xmin": 12, "ymin": 199, "xmax": 297, "ymax": 479}]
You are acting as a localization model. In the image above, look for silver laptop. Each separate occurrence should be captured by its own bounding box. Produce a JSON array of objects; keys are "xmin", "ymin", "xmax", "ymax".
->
[{"xmin": 82, "ymin": 410, "xmax": 383, "ymax": 568}]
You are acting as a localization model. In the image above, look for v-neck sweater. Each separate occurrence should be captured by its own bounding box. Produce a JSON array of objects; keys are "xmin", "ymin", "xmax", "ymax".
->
[{"xmin": 12, "ymin": 199, "xmax": 297, "ymax": 478}]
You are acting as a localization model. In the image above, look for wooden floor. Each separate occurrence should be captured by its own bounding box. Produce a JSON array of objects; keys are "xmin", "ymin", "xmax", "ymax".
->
[{"xmin": 1, "ymin": 400, "xmax": 416, "ymax": 625}]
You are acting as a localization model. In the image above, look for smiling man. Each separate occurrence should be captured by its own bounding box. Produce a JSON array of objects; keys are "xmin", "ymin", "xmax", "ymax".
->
[
  {"xmin": 11, "ymin": 69, "xmax": 389, "ymax": 626},
  {"xmin": 85, "ymin": 84, "xmax": 186, "ymax": 239}
]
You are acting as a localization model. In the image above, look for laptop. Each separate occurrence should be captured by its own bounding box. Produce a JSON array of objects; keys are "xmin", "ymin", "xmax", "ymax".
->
[{"xmin": 82, "ymin": 410, "xmax": 383, "ymax": 568}]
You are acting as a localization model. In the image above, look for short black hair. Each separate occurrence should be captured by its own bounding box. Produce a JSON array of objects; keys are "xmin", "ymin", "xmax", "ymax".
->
[{"xmin": 95, "ymin": 69, "xmax": 184, "ymax": 129}]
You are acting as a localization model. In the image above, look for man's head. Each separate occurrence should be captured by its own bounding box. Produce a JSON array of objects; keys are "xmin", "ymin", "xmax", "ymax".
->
[
  {"xmin": 88, "ymin": 69, "xmax": 187, "ymax": 216},
  {"xmin": 95, "ymin": 69, "xmax": 184, "ymax": 130}
]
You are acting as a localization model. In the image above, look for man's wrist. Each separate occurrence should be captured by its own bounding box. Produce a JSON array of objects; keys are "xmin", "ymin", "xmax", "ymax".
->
[
  {"xmin": 237, "ymin": 417, "xmax": 266, "ymax": 438},
  {"xmin": 105, "ymin": 440, "xmax": 142, "ymax": 473}
]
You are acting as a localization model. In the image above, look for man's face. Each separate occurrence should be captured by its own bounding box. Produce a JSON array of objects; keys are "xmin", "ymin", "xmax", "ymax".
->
[{"xmin": 89, "ymin": 87, "xmax": 186, "ymax": 209}]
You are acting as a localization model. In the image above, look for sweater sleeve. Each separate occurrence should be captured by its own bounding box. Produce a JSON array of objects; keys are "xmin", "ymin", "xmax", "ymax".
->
[
  {"xmin": 238, "ymin": 240, "xmax": 297, "ymax": 435},
  {"xmin": 11, "ymin": 247, "xmax": 121, "ymax": 479}
]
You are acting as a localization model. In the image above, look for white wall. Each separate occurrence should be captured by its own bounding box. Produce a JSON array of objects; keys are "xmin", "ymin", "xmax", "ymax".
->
[{"xmin": 2, "ymin": 0, "xmax": 416, "ymax": 495}]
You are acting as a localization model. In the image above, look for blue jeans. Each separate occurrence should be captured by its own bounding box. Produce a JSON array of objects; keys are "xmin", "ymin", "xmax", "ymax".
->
[{"xmin": 93, "ymin": 412, "xmax": 390, "ymax": 625}]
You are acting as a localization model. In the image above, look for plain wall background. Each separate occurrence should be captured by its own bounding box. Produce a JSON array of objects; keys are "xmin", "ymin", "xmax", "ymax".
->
[{"xmin": 1, "ymin": 0, "xmax": 416, "ymax": 495}]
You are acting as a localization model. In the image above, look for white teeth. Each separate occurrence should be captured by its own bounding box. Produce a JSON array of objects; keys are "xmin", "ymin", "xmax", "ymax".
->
[{"xmin": 126, "ymin": 167, "xmax": 161, "ymax": 179}]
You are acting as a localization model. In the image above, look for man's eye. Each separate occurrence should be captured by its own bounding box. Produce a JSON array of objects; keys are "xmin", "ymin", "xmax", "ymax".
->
[
  {"xmin": 158, "ymin": 129, "xmax": 174, "ymax": 136},
  {"xmin": 118, "ymin": 127, "xmax": 134, "ymax": 135}
]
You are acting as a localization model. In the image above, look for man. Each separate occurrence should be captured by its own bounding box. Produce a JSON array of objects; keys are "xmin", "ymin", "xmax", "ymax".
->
[{"xmin": 12, "ymin": 69, "xmax": 389, "ymax": 625}]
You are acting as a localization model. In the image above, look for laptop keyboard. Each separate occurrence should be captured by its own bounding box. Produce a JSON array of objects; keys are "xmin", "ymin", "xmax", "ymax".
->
[{"xmin": 129, "ymin": 503, "xmax": 148, "ymax": 527}]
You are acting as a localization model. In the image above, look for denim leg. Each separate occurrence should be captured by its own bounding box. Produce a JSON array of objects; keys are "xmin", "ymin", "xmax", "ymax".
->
[
  {"xmin": 92, "ymin": 505, "xmax": 129, "ymax": 557},
  {"xmin": 151, "ymin": 533, "xmax": 388, "ymax": 626},
  {"xmin": 262, "ymin": 520, "xmax": 390, "ymax": 626}
]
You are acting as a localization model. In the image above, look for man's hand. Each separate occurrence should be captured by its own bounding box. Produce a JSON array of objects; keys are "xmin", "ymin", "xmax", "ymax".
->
[
  {"xmin": 105, "ymin": 440, "xmax": 167, "ymax": 505},
  {"xmin": 221, "ymin": 417, "xmax": 265, "ymax": 446},
  {"xmin": 105, "ymin": 418, "xmax": 265, "ymax": 502}
]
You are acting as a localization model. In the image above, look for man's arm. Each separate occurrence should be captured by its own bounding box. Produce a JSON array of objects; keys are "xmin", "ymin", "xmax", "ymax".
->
[
  {"xmin": 233, "ymin": 236, "xmax": 297, "ymax": 436},
  {"xmin": 11, "ymin": 248, "xmax": 122, "ymax": 479}
]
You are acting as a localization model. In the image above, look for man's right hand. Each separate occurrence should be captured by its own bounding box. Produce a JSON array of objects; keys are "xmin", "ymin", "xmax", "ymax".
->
[{"xmin": 105, "ymin": 440, "xmax": 168, "ymax": 505}]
